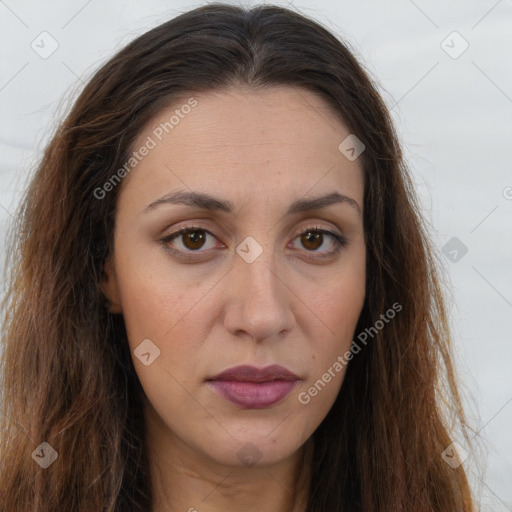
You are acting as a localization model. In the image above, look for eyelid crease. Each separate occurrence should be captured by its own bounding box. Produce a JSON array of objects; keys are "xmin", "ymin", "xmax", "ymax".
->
[{"xmin": 157, "ymin": 223, "xmax": 348, "ymax": 260}]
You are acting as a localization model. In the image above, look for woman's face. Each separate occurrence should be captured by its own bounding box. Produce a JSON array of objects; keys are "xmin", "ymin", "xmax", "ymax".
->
[{"xmin": 103, "ymin": 86, "xmax": 366, "ymax": 468}]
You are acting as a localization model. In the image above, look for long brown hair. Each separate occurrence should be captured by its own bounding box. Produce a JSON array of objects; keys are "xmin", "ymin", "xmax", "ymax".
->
[{"xmin": 0, "ymin": 3, "xmax": 476, "ymax": 510}]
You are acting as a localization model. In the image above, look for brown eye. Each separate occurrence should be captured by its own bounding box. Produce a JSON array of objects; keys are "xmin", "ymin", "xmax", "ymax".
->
[
  {"xmin": 291, "ymin": 227, "xmax": 347, "ymax": 259},
  {"xmin": 301, "ymin": 231, "xmax": 323, "ymax": 251},
  {"xmin": 160, "ymin": 227, "xmax": 218, "ymax": 254},
  {"xmin": 159, "ymin": 225, "xmax": 347, "ymax": 261},
  {"xmin": 181, "ymin": 229, "xmax": 207, "ymax": 250}
]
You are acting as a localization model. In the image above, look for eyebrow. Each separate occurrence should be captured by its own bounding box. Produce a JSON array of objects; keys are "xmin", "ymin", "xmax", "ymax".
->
[{"xmin": 144, "ymin": 190, "xmax": 361, "ymax": 216}]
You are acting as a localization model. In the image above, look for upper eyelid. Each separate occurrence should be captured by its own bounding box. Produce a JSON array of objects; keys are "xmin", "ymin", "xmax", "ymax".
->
[
  {"xmin": 162, "ymin": 224, "xmax": 344, "ymax": 250},
  {"xmin": 163, "ymin": 223, "xmax": 342, "ymax": 239}
]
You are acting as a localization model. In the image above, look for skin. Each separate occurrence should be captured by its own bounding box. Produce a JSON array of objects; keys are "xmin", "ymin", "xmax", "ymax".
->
[{"xmin": 102, "ymin": 85, "xmax": 366, "ymax": 512}]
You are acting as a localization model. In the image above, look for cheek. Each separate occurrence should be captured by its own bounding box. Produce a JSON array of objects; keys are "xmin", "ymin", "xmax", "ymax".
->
[
  {"xmin": 299, "ymin": 258, "xmax": 365, "ymax": 408},
  {"xmin": 308, "ymin": 255, "xmax": 365, "ymax": 344},
  {"xmin": 114, "ymin": 250, "xmax": 206, "ymax": 346},
  {"xmin": 113, "ymin": 251, "xmax": 215, "ymax": 390},
  {"xmin": 116, "ymin": 265, "xmax": 207, "ymax": 420}
]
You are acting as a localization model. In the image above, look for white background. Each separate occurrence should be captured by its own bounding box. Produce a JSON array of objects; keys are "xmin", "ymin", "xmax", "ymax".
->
[{"xmin": 1, "ymin": 1, "xmax": 511, "ymax": 509}]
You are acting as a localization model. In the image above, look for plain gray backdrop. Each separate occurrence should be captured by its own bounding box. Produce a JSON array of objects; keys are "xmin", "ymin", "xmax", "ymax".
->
[{"xmin": 1, "ymin": 1, "xmax": 511, "ymax": 509}]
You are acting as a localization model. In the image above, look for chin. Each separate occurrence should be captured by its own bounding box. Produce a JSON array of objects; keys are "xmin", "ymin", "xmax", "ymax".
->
[{"xmin": 200, "ymin": 429, "xmax": 304, "ymax": 469}]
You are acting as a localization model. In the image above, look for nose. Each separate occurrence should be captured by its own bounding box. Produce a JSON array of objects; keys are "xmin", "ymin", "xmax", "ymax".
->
[{"xmin": 222, "ymin": 246, "xmax": 296, "ymax": 343}]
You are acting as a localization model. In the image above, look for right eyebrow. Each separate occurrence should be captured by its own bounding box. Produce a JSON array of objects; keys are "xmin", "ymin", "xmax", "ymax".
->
[
  {"xmin": 144, "ymin": 190, "xmax": 234, "ymax": 213},
  {"xmin": 144, "ymin": 190, "xmax": 362, "ymax": 217}
]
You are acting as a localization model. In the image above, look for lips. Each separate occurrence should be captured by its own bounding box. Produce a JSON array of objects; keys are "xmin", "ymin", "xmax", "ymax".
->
[
  {"xmin": 207, "ymin": 364, "xmax": 300, "ymax": 409},
  {"xmin": 210, "ymin": 364, "xmax": 299, "ymax": 382}
]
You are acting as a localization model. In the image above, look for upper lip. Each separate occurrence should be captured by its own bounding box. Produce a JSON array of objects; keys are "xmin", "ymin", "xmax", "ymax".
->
[{"xmin": 208, "ymin": 364, "xmax": 299, "ymax": 382}]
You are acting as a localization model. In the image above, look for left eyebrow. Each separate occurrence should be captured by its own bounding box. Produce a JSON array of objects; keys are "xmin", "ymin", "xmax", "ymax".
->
[
  {"xmin": 287, "ymin": 192, "xmax": 361, "ymax": 216},
  {"xmin": 144, "ymin": 190, "xmax": 361, "ymax": 216}
]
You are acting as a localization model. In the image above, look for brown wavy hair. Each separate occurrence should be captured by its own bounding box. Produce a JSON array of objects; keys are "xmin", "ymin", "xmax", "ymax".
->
[{"xmin": 0, "ymin": 3, "xmax": 477, "ymax": 511}]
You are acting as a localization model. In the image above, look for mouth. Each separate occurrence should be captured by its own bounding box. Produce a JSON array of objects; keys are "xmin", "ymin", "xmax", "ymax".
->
[{"xmin": 206, "ymin": 364, "xmax": 300, "ymax": 409}]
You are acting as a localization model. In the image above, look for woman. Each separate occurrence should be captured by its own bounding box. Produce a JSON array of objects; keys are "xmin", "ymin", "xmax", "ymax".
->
[{"xmin": 0, "ymin": 3, "xmax": 476, "ymax": 511}]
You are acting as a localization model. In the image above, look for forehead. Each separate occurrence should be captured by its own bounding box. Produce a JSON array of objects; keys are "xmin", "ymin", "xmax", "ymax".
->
[{"xmin": 121, "ymin": 86, "xmax": 364, "ymax": 212}]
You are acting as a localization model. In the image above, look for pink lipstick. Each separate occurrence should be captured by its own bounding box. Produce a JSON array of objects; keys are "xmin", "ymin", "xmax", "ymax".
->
[{"xmin": 207, "ymin": 364, "xmax": 300, "ymax": 409}]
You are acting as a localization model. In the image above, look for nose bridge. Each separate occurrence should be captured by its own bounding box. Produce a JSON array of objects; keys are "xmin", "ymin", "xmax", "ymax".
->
[{"xmin": 224, "ymin": 236, "xmax": 294, "ymax": 340}]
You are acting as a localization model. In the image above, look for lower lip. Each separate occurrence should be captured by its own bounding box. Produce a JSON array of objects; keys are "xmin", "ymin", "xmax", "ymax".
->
[{"xmin": 208, "ymin": 379, "xmax": 299, "ymax": 409}]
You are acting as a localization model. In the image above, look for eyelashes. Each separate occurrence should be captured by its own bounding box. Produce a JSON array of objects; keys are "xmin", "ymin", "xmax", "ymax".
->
[{"xmin": 158, "ymin": 224, "xmax": 348, "ymax": 261}]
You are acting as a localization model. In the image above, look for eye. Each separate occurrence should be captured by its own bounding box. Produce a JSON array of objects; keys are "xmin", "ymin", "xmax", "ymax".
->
[
  {"xmin": 290, "ymin": 226, "xmax": 347, "ymax": 259},
  {"xmin": 158, "ymin": 225, "xmax": 347, "ymax": 259},
  {"xmin": 159, "ymin": 226, "xmax": 218, "ymax": 254}
]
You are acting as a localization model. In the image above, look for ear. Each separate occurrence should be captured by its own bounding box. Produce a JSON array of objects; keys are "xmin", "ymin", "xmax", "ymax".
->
[{"xmin": 101, "ymin": 258, "xmax": 123, "ymax": 314}]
